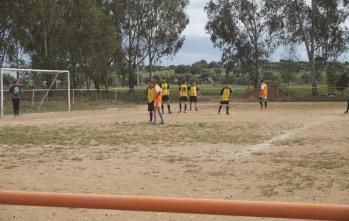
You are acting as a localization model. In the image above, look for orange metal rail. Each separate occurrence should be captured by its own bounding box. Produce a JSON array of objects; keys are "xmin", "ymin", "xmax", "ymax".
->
[{"xmin": 0, "ymin": 191, "xmax": 348, "ymax": 220}]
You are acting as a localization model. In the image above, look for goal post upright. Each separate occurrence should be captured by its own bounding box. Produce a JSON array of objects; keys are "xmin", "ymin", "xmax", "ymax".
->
[
  {"xmin": 67, "ymin": 71, "xmax": 71, "ymax": 112},
  {"xmin": 1, "ymin": 68, "xmax": 4, "ymax": 118},
  {"xmin": 0, "ymin": 68, "xmax": 70, "ymax": 117}
]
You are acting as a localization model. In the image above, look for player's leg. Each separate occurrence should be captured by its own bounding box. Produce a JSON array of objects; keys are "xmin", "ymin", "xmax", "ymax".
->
[
  {"xmin": 218, "ymin": 102, "xmax": 223, "ymax": 114},
  {"xmin": 12, "ymin": 98, "xmax": 16, "ymax": 116},
  {"xmin": 259, "ymin": 97, "xmax": 263, "ymax": 110},
  {"xmin": 226, "ymin": 104, "xmax": 230, "ymax": 115},
  {"xmin": 194, "ymin": 97, "xmax": 198, "ymax": 111},
  {"xmin": 345, "ymin": 100, "xmax": 349, "ymax": 113},
  {"xmin": 153, "ymin": 105, "xmax": 157, "ymax": 124},
  {"xmin": 190, "ymin": 100, "xmax": 192, "ymax": 111},
  {"xmin": 158, "ymin": 105, "xmax": 164, "ymax": 124},
  {"xmin": 161, "ymin": 104, "xmax": 164, "ymax": 114},
  {"xmin": 178, "ymin": 99, "xmax": 182, "ymax": 113},
  {"xmin": 16, "ymin": 98, "xmax": 20, "ymax": 115},
  {"xmin": 167, "ymin": 100, "xmax": 172, "ymax": 114},
  {"xmin": 184, "ymin": 100, "xmax": 187, "ymax": 113},
  {"xmin": 148, "ymin": 102, "xmax": 154, "ymax": 122},
  {"xmin": 264, "ymin": 100, "xmax": 267, "ymax": 110}
]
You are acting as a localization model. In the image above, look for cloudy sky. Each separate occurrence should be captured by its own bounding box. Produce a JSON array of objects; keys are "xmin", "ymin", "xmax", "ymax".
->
[
  {"xmin": 163, "ymin": 0, "xmax": 348, "ymax": 66},
  {"xmin": 162, "ymin": 0, "xmax": 221, "ymax": 65}
]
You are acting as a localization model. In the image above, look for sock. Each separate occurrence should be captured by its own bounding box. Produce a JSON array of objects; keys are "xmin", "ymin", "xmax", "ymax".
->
[
  {"xmin": 218, "ymin": 105, "xmax": 222, "ymax": 113},
  {"xmin": 153, "ymin": 112, "xmax": 157, "ymax": 124},
  {"xmin": 179, "ymin": 103, "xmax": 182, "ymax": 111},
  {"xmin": 161, "ymin": 104, "xmax": 164, "ymax": 114},
  {"xmin": 150, "ymin": 112, "xmax": 153, "ymax": 121},
  {"xmin": 346, "ymin": 101, "xmax": 349, "ymax": 112},
  {"xmin": 159, "ymin": 112, "xmax": 164, "ymax": 123},
  {"xmin": 195, "ymin": 103, "xmax": 197, "ymax": 111},
  {"xmin": 168, "ymin": 105, "xmax": 171, "ymax": 113},
  {"xmin": 265, "ymin": 102, "xmax": 267, "ymax": 109},
  {"xmin": 184, "ymin": 104, "xmax": 187, "ymax": 112},
  {"xmin": 260, "ymin": 102, "xmax": 263, "ymax": 109},
  {"xmin": 190, "ymin": 103, "xmax": 192, "ymax": 111},
  {"xmin": 226, "ymin": 105, "xmax": 229, "ymax": 114}
]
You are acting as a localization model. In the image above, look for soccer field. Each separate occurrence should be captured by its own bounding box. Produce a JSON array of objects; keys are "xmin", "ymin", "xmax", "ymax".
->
[{"xmin": 0, "ymin": 102, "xmax": 348, "ymax": 221}]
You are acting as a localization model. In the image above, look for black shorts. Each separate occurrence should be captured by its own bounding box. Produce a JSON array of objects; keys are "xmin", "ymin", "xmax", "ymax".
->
[
  {"xmin": 190, "ymin": 96, "xmax": 197, "ymax": 103},
  {"xmin": 220, "ymin": 100, "xmax": 229, "ymax": 105},
  {"xmin": 148, "ymin": 102, "xmax": 154, "ymax": 111},
  {"xmin": 162, "ymin": 95, "xmax": 170, "ymax": 102},
  {"xmin": 179, "ymin": 96, "xmax": 188, "ymax": 102}
]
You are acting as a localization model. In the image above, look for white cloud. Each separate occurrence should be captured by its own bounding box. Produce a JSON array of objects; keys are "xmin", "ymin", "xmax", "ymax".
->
[{"xmin": 183, "ymin": 0, "xmax": 210, "ymax": 37}]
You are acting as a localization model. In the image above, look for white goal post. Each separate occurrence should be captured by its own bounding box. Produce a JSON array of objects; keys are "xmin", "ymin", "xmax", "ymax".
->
[{"xmin": 0, "ymin": 68, "xmax": 71, "ymax": 118}]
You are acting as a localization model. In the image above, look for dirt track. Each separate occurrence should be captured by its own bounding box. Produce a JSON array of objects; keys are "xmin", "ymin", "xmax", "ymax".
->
[{"xmin": 0, "ymin": 102, "xmax": 348, "ymax": 221}]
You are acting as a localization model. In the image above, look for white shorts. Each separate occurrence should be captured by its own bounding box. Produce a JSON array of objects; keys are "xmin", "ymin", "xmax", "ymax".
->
[{"xmin": 259, "ymin": 96, "xmax": 267, "ymax": 101}]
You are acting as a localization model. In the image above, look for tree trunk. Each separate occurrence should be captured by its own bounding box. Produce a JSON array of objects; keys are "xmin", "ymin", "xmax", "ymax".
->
[
  {"xmin": 128, "ymin": 63, "xmax": 135, "ymax": 91},
  {"xmin": 149, "ymin": 56, "xmax": 153, "ymax": 81},
  {"xmin": 310, "ymin": 0, "xmax": 318, "ymax": 96}
]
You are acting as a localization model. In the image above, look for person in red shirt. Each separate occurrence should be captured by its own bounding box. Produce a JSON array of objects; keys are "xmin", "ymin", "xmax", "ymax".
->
[
  {"xmin": 152, "ymin": 80, "xmax": 164, "ymax": 125},
  {"xmin": 259, "ymin": 80, "xmax": 268, "ymax": 110}
]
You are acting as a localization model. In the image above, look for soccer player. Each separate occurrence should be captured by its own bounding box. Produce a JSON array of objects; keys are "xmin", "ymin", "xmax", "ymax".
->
[
  {"xmin": 160, "ymin": 78, "xmax": 172, "ymax": 114},
  {"xmin": 9, "ymin": 80, "xmax": 21, "ymax": 117},
  {"xmin": 146, "ymin": 82, "xmax": 155, "ymax": 122},
  {"xmin": 345, "ymin": 100, "xmax": 349, "ymax": 113},
  {"xmin": 259, "ymin": 79, "xmax": 268, "ymax": 110},
  {"xmin": 152, "ymin": 80, "xmax": 164, "ymax": 125},
  {"xmin": 178, "ymin": 80, "xmax": 188, "ymax": 113},
  {"xmin": 188, "ymin": 81, "xmax": 200, "ymax": 111},
  {"xmin": 218, "ymin": 85, "xmax": 232, "ymax": 115}
]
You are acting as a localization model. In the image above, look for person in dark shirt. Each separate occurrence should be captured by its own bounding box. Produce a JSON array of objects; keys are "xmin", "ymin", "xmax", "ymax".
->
[{"xmin": 9, "ymin": 80, "xmax": 21, "ymax": 116}]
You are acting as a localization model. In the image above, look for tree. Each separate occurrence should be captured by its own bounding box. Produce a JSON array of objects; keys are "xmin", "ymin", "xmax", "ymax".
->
[
  {"xmin": 110, "ymin": 0, "xmax": 150, "ymax": 91},
  {"xmin": 205, "ymin": 0, "xmax": 280, "ymax": 88},
  {"xmin": 175, "ymin": 65, "xmax": 191, "ymax": 74},
  {"xmin": 144, "ymin": 0, "xmax": 189, "ymax": 80},
  {"xmin": 326, "ymin": 62, "xmax": 343, "ymax": 92},
  {"xmin": 191, "ymin": 60, "xmax": 208, "ymax": 75},
  {"xmin": 280, "ymin": 44, "xmax": 300, "ymax": 87},
  {"xmin": 265, "ymin": 0, "xmax": 349, "ymax": 95},
  {"xmin": 335, "ymin": 71, "xmax": 349, "ymax": 95}
]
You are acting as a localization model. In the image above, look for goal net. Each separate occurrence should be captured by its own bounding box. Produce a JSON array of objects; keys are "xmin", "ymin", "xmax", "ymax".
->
[{"xmin": 0, "ymin": 68, "xmax": 71, "ymax": 117}]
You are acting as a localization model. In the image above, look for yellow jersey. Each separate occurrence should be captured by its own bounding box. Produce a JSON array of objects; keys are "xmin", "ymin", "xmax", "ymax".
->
[
  {"xmin": 160, "ymin": 82, "xmax": 170, "ymax": 96},
  {"xmin": 189, "ymin": 86, "xmax": 198, "ymax": 97},
  {"xmin": 220, "ymin": 87, "xmax": 232, "ymax": 101},
  {"xmin": 260, "ymin": 83, "xmax": 268, "ymax": 97},
  {"xmin": 179, "ymin": 84, "xmax": 188, "ymax": 97},
  {"xmin": 146, "ymin": 87, "xmax": 155, "ymax": 103}
]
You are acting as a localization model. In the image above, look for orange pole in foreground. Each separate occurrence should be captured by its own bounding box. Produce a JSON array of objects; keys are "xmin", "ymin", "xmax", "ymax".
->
[{"xmin": 0, "ymin": 191, "xmax": 348, "ymax": 220}]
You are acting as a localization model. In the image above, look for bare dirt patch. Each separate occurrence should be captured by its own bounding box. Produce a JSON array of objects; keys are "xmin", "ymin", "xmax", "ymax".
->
[{"xmin": 0, "ymin": 102, "xmax": 348, "ymax": 221}]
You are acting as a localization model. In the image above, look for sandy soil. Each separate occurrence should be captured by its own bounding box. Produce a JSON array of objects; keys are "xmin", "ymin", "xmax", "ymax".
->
[{"xmin": 0, "ymin": 102, "xmax": 348, "ymax": 221}]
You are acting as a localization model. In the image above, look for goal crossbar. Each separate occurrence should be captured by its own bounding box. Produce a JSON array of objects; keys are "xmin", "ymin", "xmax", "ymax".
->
[{"xmin": 0, "ymin": 68, "xmax": 71, "ymax": 118}]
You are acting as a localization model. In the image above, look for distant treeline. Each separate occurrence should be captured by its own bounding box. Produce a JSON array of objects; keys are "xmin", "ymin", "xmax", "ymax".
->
[{"xmin": 1, "ymin": 0, "xmax": 349, "ymax": 96}]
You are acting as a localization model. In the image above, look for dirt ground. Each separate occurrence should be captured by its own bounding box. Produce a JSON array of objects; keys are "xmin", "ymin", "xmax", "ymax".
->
[{"xmin": 0, "ymin": 102, "xmax": 348, "ymax": 221}]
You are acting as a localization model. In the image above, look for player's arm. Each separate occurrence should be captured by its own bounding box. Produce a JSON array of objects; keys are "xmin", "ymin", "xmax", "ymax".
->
[
  {"xmin": 197, "ymin": 87, "xmax": 201, "ymax": 96},
  {"xmin": 220, "ymin": 88, "xmax": 224, "ymax": 95},
  {"xmin": 9, "ymin": 86, "xmax": 14, "ymax": 98}
]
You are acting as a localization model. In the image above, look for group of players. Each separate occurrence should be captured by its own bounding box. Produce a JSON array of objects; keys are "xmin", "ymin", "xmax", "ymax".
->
[{"xmin": 146, "ymin": 78, "xmax": 269, "ymax": 125}]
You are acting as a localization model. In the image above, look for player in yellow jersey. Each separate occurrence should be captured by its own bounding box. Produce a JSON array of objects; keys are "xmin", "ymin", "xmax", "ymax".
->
[
  {"xmin": 160, "ymin": 78, "xmax": 172, "ymax": 114},
  {"xmin": 218, "ymin": 85, "xmax": 233, "ymax": 115},
  {"xmin": 188, "ymin": 81, "xmax": 200, "ymax": 111},
  {"xmin": 152, "ymin": 80, "xmax": 164, "ymax": 125},
  {"xmin": 178, "ymin": 80, "xmax": 188, "ymax": 113},
  {"xmin": 259, "ymin": 80, "xmax": 268, "ymax": 110},
  {"xmin": 145, "ymin": 81, "xmax": 155, "ymax": 122}
]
